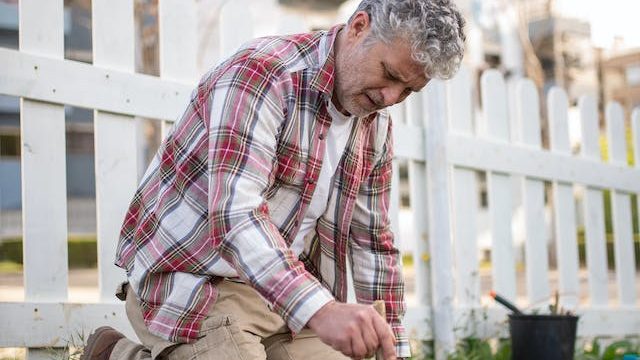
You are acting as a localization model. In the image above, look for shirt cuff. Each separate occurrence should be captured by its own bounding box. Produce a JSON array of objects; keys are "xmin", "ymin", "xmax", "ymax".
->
[
  {"xmin": 392, "ymin": 323, "xmax": 411, "ymax": 358},
  {"xmin": 396, "ymin": 337, "xmax": 412, "ymax": 358},
  {"xmin": 281, "ymin": 277, "xmax": 335, "ymax": 333}
]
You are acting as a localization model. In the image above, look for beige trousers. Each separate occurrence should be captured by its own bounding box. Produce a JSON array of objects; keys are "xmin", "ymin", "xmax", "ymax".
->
[{"xmin": 110, "ymin": 280, "xmax": 349, "ymax": 360}]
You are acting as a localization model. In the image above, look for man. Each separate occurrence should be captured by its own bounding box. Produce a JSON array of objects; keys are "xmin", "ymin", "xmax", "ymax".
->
[{"xmin": 82, "ymin": 0, "xmax": 465, "ymax": 359}]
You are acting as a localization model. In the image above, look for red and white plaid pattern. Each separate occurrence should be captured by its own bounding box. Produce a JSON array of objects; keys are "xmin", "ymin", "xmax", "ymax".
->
[{"xmin": 115, "ymin": 25, "xmax": 409, "ymax": 357}]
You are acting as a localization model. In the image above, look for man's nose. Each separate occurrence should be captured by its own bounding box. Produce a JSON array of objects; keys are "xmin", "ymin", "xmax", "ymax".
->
[{"xmin": 380, "ymin": 84, "xmax": 406, "ymax": 106}]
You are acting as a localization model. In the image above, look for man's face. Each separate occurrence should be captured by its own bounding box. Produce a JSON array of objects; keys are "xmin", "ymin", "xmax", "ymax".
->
[{"xmin": 333, "ymin": 12, "xmax": 430, "ymax": 117}]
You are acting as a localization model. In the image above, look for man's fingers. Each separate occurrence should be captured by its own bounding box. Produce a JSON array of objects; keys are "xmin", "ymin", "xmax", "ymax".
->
[
  {"xmin": 358, "ymin": 309, "xmax": 380, "ymax": 354},
  {"xmin": 348, "ymin": 328, "xmax": 368, "ymax": 358},
  {"xmin": 371, "ymin": 312, "xmax": 396, "ymax": 360}
]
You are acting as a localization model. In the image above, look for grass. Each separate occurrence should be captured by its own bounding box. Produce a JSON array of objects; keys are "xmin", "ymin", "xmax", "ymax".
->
[
  {"xmin": 0, "ymin": 235, "xmax": 98, "ymax": 272},
  {"xmin": 0, "ymin": 260, "xmax": 22, "ymax": 273}
]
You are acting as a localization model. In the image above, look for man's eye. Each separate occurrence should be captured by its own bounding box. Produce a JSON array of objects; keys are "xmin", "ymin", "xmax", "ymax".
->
[{"xmin": 385, "ymin": 71, "xmax": 394, "ymax": 80}]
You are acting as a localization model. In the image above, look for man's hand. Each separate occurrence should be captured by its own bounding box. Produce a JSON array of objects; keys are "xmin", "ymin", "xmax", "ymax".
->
[{"xmin": 307, "ymin": 301, "xmax": 396, "ymax": 360}]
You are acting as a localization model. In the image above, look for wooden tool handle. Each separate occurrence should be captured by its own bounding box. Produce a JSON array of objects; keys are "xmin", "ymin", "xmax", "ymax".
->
[
  {"xmin": 372, "ymin": 300, "xmax": 386, "ymax": 318},
  {"xmin": 372, "ymin": 300, "xmax": 386, "ymax": 360}
]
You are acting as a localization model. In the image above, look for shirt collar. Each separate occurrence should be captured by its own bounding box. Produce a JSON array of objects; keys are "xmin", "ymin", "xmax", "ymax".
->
[{"xmin": 310, "ymin": 24, "xmax": 343, "ymax": 96}]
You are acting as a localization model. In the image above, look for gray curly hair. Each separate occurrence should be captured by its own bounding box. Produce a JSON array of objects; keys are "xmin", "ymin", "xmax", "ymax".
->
[{"xmin": 349, "ymin": 0, "xmax": 466, "ymax": 80}]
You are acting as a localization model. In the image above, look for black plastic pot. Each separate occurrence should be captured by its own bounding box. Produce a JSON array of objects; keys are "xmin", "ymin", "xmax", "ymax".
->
[{"xmin": 509, "ymin": 314, "xmax": 579, "ymax": 360}]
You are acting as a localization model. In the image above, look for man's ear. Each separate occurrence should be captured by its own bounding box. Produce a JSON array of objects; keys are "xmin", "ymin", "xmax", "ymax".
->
[{"xmin": 346, "ymin": 11, "xmax": 371, "ymax": 41}]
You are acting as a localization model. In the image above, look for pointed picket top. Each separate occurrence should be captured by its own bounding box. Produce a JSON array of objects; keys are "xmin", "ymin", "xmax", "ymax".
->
[
  {"xmin": 220, "ymin": 0, "xmax": 254, "ymax": 60},
  {"xmin": 579, "ymin": 95, "xmax": 600, "ymax": 160},
  {"xmin": 548, "ymin": 87, "xmax": 571, "ymax": 154},
  {"xmin": 480, "ymin": 69, "xmax": 510, "ymax": 141},
  {"xmin": 448, "ymin": 65, "xmax": 473, "ymax": 134},
  {"xmin": 606, "ymin": 102, "xmax": 627, "ymax": 166},
  {"xmin": 516, "ymin": 79, "xmax": 541, "ymax": 147}
]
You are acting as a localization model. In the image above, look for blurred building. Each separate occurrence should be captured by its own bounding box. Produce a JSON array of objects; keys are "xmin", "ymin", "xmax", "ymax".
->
[
  {"xmin": 522, "ymin": 0, "xmax": 598, "ymax": 102},
  {"xmin": 601, "ymin": 48, "xmax": 640, "ymax": 119}
]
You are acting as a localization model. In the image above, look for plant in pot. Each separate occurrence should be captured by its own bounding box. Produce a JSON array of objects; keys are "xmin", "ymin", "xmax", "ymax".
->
[{"xmin": 490, "ymin": 291, "xmax": 579, "ymax": 360}]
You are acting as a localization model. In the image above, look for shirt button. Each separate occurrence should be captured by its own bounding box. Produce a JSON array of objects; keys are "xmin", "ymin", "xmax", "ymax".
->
[
  {"xmin": 318, "ymin": 133, "xmax": 325, "ymax": 140},
  {"xmin": 306, "ymin": 177, "xmax": 315, "ymax": 185}
]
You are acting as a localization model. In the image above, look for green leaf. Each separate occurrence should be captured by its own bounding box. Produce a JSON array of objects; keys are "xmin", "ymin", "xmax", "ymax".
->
[
  {"xmin": 494, "ymin": 340, "xmax": 511, "ymax": 360},
  {"xmin": 602, "ymin": 340, "xmax": 633, "ymax": 360}
]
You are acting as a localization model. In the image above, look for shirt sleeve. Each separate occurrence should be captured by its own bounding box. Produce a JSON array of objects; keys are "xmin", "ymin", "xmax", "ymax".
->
[
  {"xmin": 348, "ymin": 117, "xmax": 411, "ymax": 358},
  {"xmin": 206, "ymin": 56, "xmax": 334, "ymax": 333}
]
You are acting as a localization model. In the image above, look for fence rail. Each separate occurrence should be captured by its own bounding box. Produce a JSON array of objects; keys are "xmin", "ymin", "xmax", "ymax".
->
[{"xmin": 1, "ymin": 1, "xmax": 639, "ymax": 359}]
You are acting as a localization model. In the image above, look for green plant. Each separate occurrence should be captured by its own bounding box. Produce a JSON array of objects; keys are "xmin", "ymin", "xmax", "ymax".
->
[
  {"xmin": 447, "ymin": 338, "xmax": 511, "ymax": 360},
  {"xmin": 574, "ymin": 337, "xmax": 640, "ymax": 360},
  {"xmin": 407, "ymin": 338, "xmax": 511, "ymax": 360}
]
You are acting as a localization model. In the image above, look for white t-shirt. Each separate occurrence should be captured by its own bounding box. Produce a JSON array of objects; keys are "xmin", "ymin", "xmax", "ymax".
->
[{"xmin": 290, "ymin": 100, "xmax": 355, "ymax": 256}]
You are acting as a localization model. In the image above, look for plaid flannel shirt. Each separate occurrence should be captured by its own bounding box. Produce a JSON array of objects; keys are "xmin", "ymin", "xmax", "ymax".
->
[{"xmin": 115, "ymin": 25, "xmax": 409, "ymax": 358}]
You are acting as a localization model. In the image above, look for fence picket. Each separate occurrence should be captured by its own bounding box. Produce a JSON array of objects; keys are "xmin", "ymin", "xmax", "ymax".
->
[
  {"xmin": 19, "ymin": 1, "xmax": 67, "ymax": 359},
  {"xmin": 548, "ymin": 88, "xmax": 580, "ymax": 308},
  {"xmin": 388, "ymin": 102, "xmax": 405, "ymax": 245},
  {"xmin": 606, "ymin": 103, "xmax": 637, "ymax": 306},
  {"xmin": 92, "ymin": 0, "xmax": 137, "ymax": 302},
  {"xmin": 425, "ymin": 81, "xmax": 455, "ymax": 358},
  {"xmin": 19, "ymin": 0, "xmax": 67, "ymax": 302},
  {"xmin": 579, "ymin": 95, "xmax": 609, "ymax": 307},
  {"xmin": 516, "ymin": 79, "xmax": 550, "ymax": 307},
  {"xmin": 219, "ymin": 0, "xmax": 254, "ymax": 61},
  {"xmin": 449, "ymin": 67, "xmax": 480, "ymax": 307},
  {"xmin": 158, "ymin": 0, "xmax": 199, "ymax": 139},
  {"xmin": 480, "ymin": 70, "xmax": 517, "ymax": 301},
  {"xmin": 407, "ymin": 91, "xmax": 431, "ymax": 306}
]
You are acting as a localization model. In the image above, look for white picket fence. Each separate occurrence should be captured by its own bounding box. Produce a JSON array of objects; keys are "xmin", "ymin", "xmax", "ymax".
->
[{"xmin": 1, "ymin": 1, "xmax": 639, "ymax": 359}]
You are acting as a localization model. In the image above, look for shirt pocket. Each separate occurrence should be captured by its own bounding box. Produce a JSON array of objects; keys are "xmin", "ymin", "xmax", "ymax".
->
[{"xmin": 274, "ymin": 148, "xmax": 307, "ymax": 187}]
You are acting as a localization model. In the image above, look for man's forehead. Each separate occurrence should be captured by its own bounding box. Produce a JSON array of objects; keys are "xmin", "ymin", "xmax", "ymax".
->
[{"xmin": 384, "ymin": 58, "xmax": 429, "ymax": 89}]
